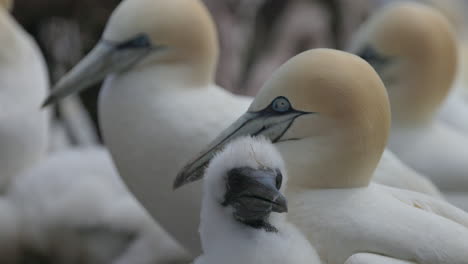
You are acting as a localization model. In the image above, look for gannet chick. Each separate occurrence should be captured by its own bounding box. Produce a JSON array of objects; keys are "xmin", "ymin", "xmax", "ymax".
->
[
  {"xmin": 0, "ymin": 0, "xmax": 49, "ymax": 192},
  {"xmin": 42, "ymin": 0, "xmax": 251, "ymax": 252},
  {"xmin": 9, "ymin": 147, "xmax": 191, "ymax": 264},
  {"xmin": 349, "ymin": 2, "xmax": 468, "ymax": 200},
  {"xmin": 176, "ymin": 49, "xmax": 468, "ymax": 264},
  {"xmin": 195, "ymin": 136, "xmax": 321, "ymax": 264}
]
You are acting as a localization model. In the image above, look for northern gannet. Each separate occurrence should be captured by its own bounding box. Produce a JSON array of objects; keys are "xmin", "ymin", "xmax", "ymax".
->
[
  {"xmin": 176, "ymin": 49, "xmax": 468, "ymax": 264},
  {"xmin": 195, "ymin": 136, "xmax": 321, "ymax": 264},
  {"xmin": 0, "ymin": 0, "xmax": 49, "ymax": 192},
  {"xmin": 349, "ymin": 2, "xmax": 468, "ymax": 208},
  {"xmin": 42, "ymin": 0, "xmax": 251, "ymax": 252}
]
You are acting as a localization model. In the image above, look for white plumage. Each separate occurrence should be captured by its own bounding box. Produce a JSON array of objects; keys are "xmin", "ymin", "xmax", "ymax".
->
[
  {"xmin": 0, "ymin": 2, "xmax": 49, "ymax": 192},
  {"xmin": 8, "ymin": 147, "xmax": 191, "ymax": 264},
  {"xmin": 196, "ymin": 136, "xmax": 321, "ymax": 264}
]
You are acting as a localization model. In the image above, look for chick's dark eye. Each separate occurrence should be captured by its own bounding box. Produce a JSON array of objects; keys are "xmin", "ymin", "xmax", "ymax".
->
[
  {"xmin": 275, "ymin": 169, "xmax": 283, "ymax": 190},
  {"xmin": 272, "ymin": 96, "xmax": 291, "ymax": 113}
]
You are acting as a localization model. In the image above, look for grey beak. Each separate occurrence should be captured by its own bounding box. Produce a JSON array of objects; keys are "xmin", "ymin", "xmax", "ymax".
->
[
  {"xmin": 42, "ymin": 34, "xmax": 154, "ymax": 107},
  {"xmin": 223, "ymin": 167, "xmax": 287, "ymax": 224},
  {"xmin": 173, "ymin": 103, "xmax": 313, "ymax": 189}
]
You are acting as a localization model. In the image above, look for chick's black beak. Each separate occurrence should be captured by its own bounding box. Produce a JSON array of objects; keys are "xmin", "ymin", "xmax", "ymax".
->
[{"xmin": 222, "ymin": 167, "xmax": 287, "ymax": 223}]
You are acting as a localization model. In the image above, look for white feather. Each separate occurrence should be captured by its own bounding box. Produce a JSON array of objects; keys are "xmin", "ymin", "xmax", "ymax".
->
[{"xmin": 9, "ymin": 147, "xmax": 191, "ymax": 264}]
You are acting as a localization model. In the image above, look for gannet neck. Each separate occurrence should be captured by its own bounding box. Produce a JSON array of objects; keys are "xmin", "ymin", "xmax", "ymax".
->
[
  {"xmin": 351, "ymin": 3, "xmax": 457, "ymax": 126},
  {"xmin": 253, "ymin": 49, "xmax": 390, "ymax": 189},
  {"xmin": 103, "ymin": 0, "xmax": 218, "ymax": 87}
]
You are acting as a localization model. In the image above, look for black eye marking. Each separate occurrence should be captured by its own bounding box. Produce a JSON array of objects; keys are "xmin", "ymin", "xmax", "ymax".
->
[
  {"xmin": 272, "ymin": 96, "xmax": 291, "ymax": 113},
  {"xmin": 357, "ymin": 46, "xmax": 392, "ymax": 72},
  {"xmin": 275, "ymin": 169, "xmax": 282, "ymax": 190},
  {"xmin": 357, "ymin": 45, "xmax": 397, "ymax": 86},
  {"xmin": 115, "ymin": 33, "xmax": 152, "ymax": 50}
]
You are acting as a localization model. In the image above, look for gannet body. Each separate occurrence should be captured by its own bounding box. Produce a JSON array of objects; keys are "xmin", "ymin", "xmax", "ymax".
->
[
  {"xmin": 373, "ymin": 150, "xmax": 443, "ymax": 198},
  {"xmin": 0, "ymin": 0, "xmax": 49, "ymax": 192},
  {"xmin": 196, "ymin": 136, "xmax": 320, "ymax": 264},
  {"xmin": 9, "ymin": 147, "xmax": 191, "ymax": 264},
  {"xmin": 438, "ymin": 79, "xmax": 468, "ymax": 134},
  {"xmin": 350, "ymin": 3, "xmax": 468, "ymax": 203},
  {"xmin": 176, "ymin": 49, "xmax": 468, "ymax": 264},
  {"xmin": 290, "ymin": 183, "xmax": 468, "ymax": 264}
]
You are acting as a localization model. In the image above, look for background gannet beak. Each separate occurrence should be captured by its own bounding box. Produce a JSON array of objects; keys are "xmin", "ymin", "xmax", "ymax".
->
[
  {"xmin": 42, "ymin": 34, "xmax": 153, "ymax": 107},
  {"xmin": 173, "ymin": 109, "xmax": 312, "ymax": 189}
]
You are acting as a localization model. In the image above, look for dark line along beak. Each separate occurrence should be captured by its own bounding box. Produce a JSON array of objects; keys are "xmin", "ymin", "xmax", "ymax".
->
[
  {"xmin": 42, "ymin": 34, "xmax": 154, "ymax": 107},
  {"xmin": 173, "ymin": 106, "xmax": 313, "ymax": 189},
  {"xmin": 223, "ymin": 167, "xmax": 287, "ymax": 220}
]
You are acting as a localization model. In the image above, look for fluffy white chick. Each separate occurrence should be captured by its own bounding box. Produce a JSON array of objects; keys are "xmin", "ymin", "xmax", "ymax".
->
[{"xmin": 195, "ymin": 136, "xmax": 321, "ymax": 264}]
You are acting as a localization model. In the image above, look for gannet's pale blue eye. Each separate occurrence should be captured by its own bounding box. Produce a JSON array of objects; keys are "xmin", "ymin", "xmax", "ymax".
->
[{"xmin": 272, "ymin": 96, "xmax": 291, "ymax": 113}]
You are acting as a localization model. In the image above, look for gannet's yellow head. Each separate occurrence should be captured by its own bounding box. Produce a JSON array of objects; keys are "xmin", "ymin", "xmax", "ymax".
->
[
  {"xmin": 104, "ymin": 0, "xmax": 217, "ymax": 73},
  {"xmin": 43, "ymin": 0, "xmax": 218, "ymax": 106},
  {"xmin": 0, "ymin": 0, "xmax": 12, "ymax": 11},
  {"xmin": 175, "ymin": 49, "xmax": 390, "ymax": 189},
  {"xmin": 350, "ymin": 2, "xmax": 457, "ymax": 125}
]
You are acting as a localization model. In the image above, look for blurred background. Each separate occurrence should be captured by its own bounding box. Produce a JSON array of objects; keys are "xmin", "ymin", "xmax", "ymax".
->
[{"xmin": 10, "ymin": 0, "xmax": 467, "ymax": 139}]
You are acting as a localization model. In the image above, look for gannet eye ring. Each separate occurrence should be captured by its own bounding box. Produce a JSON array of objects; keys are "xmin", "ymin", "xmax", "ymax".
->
[{"xmin": 272, "ymin": 96, "xmax": 291, "ymax": 113}]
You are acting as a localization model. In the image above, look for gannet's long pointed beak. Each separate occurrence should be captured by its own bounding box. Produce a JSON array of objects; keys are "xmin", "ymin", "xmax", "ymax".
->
[
  {"xmin": 42, "ymin": 34, "xmax": 153, "ymax": 107},
  {"xmin": 174, "ymin": 105, "xmax": 313, "ymax": 189}
]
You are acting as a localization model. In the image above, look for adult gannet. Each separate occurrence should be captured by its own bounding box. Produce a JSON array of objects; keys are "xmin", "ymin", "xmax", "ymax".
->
[
  {"xmin": 349, "ymin": 2, "xmax": 468, "ymax": 207},
  {"xmin": 0, "ymin": 0, "xmax": 49, "ymax": 192},
  {"xmin": 176, "ymin": 49, "xmax": 468, "ymax": 264},
  {"xmin": 421, "ymin": 0, "xmax": 468, "ymax": 134},
  {"xmin": 195, "ymin": 136, "xmax": 321, "ymax": 264},
  {"xmin": 9, "ymin": 147, "xmax": 191, "ymax": 264},
  {"xmin": 43, "ymin": 0, "xmax": 251, "ymax": 252}
]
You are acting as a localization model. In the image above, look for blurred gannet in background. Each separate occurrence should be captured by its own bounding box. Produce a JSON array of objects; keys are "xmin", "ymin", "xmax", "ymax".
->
[
  {"xmin": 42, "ymin": 0, "xmax": 448, "ymax": 253},
  {"xmin": 349, "ymin": 2, "xmax": 468, "ymax": 209},
  {"xmin": 176, "ymin": 49, "xmax": 468, "ymax": 264},
  {"xmin": 0, "ymin": 0, "xmax": 49, "ymax": 192},
  {"xmin": 9, "ymin": 147, "xmax": 191, "ymax": 264},
  {"xmin": 43, "ymin": 0, "xmax": 251, "ymax": 253},
  {"xmin": 418, "ymin": 0, "xmax": 468, "ymax": 134},
  {"xmin": 195, "ymin": 136, "xmax": 321, "ymax": 264},
  {"xmin": 417, "ymin": 0, "xmax": 468, "ymax": 100}
]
